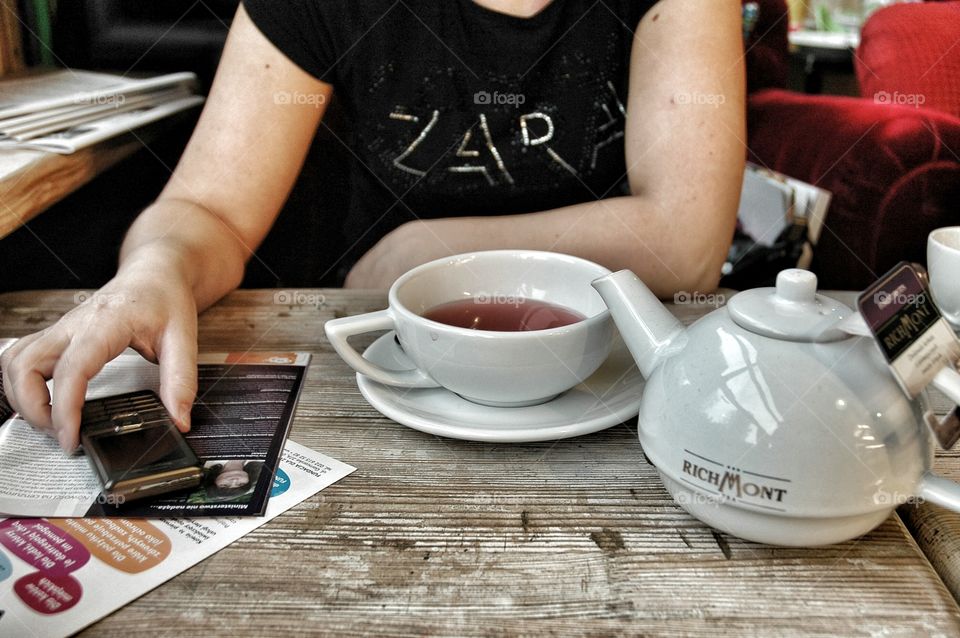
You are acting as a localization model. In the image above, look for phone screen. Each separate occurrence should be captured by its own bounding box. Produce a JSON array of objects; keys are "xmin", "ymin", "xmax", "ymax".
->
[
  {"xmin": 94, "ymin": 426, "xmax": 187, "ymax": 474},
  {"xmin": 81, "ymin": 390, "xmax": 201, "ymax": 499}
]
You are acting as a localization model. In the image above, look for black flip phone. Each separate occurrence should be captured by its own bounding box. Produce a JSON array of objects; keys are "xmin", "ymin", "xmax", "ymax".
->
[{"xmin": 80, "ymin": 390, "xmax": 202, "ymax": 505}]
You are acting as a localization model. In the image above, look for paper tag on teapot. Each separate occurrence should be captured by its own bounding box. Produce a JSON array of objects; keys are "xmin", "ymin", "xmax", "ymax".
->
[{"xmin": 858, "ymin": 262, "xmax": 960, "ymax": 400}]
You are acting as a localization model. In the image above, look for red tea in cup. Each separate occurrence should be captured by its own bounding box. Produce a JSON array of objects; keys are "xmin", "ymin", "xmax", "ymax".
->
[{"xmin": 423, "ymin": 297, "xmax": 585, "ymax": 332}]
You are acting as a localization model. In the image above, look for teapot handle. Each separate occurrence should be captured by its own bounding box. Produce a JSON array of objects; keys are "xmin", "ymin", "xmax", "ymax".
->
[
  {"xmin": 932, "ymin": 366, "xmax": 960, "ymax": 408},
  {"xmin": 919, "ymin": 473, "xmax": 960, "ymax": 512},
  {"xmin": 917, "ymin": 368, "xmax": 960, "ymax": 511}
]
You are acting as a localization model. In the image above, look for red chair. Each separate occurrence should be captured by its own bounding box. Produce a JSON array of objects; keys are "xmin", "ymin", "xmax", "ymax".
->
[
  {"xmin": 743, "ymin": 0, "xmax": 960, "ymax": 289},
  {"xmin": 857, "ymin": 1, "xmax": 960, "ymax": 120}
]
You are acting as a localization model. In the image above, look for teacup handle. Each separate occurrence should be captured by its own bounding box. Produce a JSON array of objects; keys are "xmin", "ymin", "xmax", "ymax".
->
[
  {"xmin": 919, "ymin": 473, "xmax": 960, "ymax": 512},
  {"xmin": 324, "ymin": 310, "xmax": 441, "ymax": 388}
]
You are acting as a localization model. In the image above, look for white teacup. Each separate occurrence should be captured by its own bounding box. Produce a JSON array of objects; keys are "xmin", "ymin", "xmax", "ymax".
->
[
  {"xmin": 324, "ymin": 250, "xmax": 613, "ymax": 407},
  {"xmin": 928, "ymin": 227, "xmax": 960, "ymax": 328}
]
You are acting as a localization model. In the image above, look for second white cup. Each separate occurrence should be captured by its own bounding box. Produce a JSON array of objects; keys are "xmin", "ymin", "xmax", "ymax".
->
[{"xmin": 929, "ymin": 226, "xmax": 960, "ymax": 328}]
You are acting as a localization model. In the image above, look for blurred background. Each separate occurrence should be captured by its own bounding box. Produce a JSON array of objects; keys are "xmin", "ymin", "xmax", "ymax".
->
[{"xmin": 0, "ymin": 0, "xmax": 957, "ymax": 293}]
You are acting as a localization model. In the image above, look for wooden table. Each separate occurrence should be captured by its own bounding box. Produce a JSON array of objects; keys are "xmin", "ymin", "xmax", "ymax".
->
[
  {"xmin": 902, "ymin": 391, "xmax": 960, "ymax": 605},
  {"xmin": 0, "ymin": 138, "xmax": 139, "ymax": 239},
  {"xmin": 0, "ymin": 0, "xmax": 25, "ymax": 77},
  {"xmin": 2, "ymin": 289, "xmax": 960, "ymax": 636},
  {"xmin": 0, "ymin": 115, "xmax": 192, "ymax": 241}
]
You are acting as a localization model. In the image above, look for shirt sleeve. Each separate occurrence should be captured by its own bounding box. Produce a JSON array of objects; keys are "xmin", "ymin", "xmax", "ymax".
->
[{"xmin": 242, "ymin": 0, "xmax": 339, "ymax": 83}]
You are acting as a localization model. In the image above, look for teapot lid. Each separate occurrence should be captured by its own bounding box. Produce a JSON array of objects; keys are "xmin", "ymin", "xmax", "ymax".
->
[{"xmin": 727, "ymin": 269, "xmax": 853, "ymax": 342}]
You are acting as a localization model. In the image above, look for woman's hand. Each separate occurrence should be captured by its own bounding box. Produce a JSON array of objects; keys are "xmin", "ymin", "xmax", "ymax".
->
[{"xmin": 0, "ymin": 256, "xmax": 198, "ymax": 452}]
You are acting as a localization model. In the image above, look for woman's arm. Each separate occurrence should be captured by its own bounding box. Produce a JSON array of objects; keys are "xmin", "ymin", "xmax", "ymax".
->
[
  {"xmin": 347, "ymin": 0, "xmax": 745, "ymax": 298},
  {"xmin": 1, "ymin": 6, "xmax": 331, "ymax": 449},
  {"xmin": 123, "ymin": 5, "xmax": 331, "ymax": 309}
]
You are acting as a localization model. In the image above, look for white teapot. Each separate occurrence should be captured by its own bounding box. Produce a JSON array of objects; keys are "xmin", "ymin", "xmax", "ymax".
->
[{"xmin": 592, "ymin": 268, "xmax": 960, "ymax": 546}]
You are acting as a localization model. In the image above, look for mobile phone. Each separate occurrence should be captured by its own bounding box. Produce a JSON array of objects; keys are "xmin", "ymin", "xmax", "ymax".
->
[{"xmin": 80, "ymin": 390, "xmax": 202, "ymax": 504}]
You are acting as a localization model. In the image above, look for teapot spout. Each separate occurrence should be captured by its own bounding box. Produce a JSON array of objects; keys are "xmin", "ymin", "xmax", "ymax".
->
[{"xmin": 592, "ymin": 270, "xmax": 687, "ymax": 378}]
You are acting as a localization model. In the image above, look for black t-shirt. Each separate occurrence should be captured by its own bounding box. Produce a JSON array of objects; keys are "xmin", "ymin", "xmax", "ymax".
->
[{"xmin": 243, "ymin": 0, "xmax": 656, "ymax": 272}]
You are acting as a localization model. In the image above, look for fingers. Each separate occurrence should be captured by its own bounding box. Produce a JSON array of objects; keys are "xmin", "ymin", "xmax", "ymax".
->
[
  {"xmin": 156, "ymin": 319, "xmax": 198, "ymax": 432},
  {"xmin": 52, "ymin": 332, "xmax": 128, "ymax": 452},
  {"xmin": 2, "ymin": 331, "xmax": 68, "ymax": 431},
  {"xmin": 3, "ymin": 285, "xmax": 200, "ymax": 451},
  {"xmin": 50, "ymin": 371, "xmax": 88, "ymax": 452}
]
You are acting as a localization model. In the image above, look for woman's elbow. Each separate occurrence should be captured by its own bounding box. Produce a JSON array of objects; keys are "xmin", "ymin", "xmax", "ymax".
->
[
  {"xmin": 667, "ymin": 202, "xmax": 737, "ymax": 296},
  {"xmin": 619, "ymin": 253, "xmax": 724, "ymax": 301},
  {"xmin": 663, "ymin": 258, "xmax": 724, "ymax": 299},
  {"xmin": 624, "ymin": 227, "xmax": 731, "ymax": 300}
]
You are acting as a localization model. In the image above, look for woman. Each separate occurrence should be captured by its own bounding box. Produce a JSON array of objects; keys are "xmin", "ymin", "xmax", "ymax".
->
[{"xmin": 1, "ymin": 0, "xmax": 745, "ymax": 451}]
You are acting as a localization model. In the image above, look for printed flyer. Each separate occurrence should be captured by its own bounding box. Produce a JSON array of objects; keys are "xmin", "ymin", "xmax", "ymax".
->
[
  {"xmin": 0, "ymin": 440, "xmax": 355, "ymax": 637},
  {"xmin": 0, "ymin": 349, "xmax": 310, "ymax": 517}
]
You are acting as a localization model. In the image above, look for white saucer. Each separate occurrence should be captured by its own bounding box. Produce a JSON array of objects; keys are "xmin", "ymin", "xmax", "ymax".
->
[{"xmin": 356, "ymin": 331, "xmax": 643, "ymax": 442}]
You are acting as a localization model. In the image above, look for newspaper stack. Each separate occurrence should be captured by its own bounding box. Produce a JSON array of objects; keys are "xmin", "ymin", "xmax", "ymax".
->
[{"xmin": 0, "ymin": 69, "xmax": 204, "ymax": 154}]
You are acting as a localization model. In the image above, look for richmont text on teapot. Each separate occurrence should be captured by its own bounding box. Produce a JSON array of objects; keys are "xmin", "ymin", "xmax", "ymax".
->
[{"xmin": 682, "ymin": 459, "xmax": 788, "ymax": 503}]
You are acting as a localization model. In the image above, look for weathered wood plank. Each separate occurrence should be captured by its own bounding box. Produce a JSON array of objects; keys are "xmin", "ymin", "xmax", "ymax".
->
[
  {"xmin": 0, "ymin": 112, "xmax": 193, "ymax": 240},
  {"xmin": 0, "ymin": 139, "xmax": 146, "ymax": 239},
  {"xmin": 0, "ymin": 0, "xmax": 24, "ymax": 77},
  {"xmin": 900, "ymin": 385, "xmax": 960, "ymax": 605},
  {"xmin": 1, "ymin": 289, "xmax": 959, "ymax": 636}
]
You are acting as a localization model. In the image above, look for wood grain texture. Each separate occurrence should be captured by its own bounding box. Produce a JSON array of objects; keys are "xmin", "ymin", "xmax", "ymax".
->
[
  {"xmin": 1, "ymin": 289, "xmax": 959, "ymax": 636},
  {"xmin": 901, "ymin": 386, "xmax": 960, "ymax": 606},
  {"xmin": 902, "ymin": 503, "xmax": 960, "ymax": 604},
  {"xmin": 0, "ymin": 112, "xmax": 189, "ymax": 240},
  {"xmin": 0, "ymin": 138, "xmax": 141, "ymax": 239},
  {"xmin": 0, "ymin": 0, "xmax": 24, "ymax": 77}
]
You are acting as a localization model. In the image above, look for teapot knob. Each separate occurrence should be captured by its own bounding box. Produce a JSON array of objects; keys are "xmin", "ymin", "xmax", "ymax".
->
[
  {"xmin": 776, "ymin": 269, "xmax": 818, "ymax": 303},
  {"xmin": 729, "ymin": 268, "xmax": 852, "ymax": 341}
]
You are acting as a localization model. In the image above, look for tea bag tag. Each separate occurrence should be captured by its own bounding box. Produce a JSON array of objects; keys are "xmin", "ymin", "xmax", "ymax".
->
[{"xmin": 858, "ymin": 262, "xmax": 960, "ymax": 448}]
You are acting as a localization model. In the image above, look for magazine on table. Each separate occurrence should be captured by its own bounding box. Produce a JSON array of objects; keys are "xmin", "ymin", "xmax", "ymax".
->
[
  {"xmin": 0, "ymin": 439, "xmax": 355, "ymax": 638},
  {"xmin": 0, "ymin": 70, "xmax": 197, "ymax": 119},
  {"xmin": 0, "ymin": 340, "xmax": 355, "ymax": 637},
  {"xmin": 0, "ymin": 340, "xmax": 311, "ymax": 518},
  {"xmin": 0, "ymin": 69, "xmax": 203, "ymax": 154}
]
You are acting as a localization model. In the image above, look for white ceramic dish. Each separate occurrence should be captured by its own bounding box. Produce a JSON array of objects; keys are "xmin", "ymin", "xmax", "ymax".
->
[
  {"xmin": 593, "ymin": 268, "xmax": 960, "ymax": 546},
  {"xmin": 326, "ymin": 250, "xmax": 613, "ymax": 408},
  {"xmin": 356, "ymin": 331, "xmax": 643, "ymax": 442},
  {"xmin": 929, "ymin": 226, "xmax": 960, "ymax": 328}
]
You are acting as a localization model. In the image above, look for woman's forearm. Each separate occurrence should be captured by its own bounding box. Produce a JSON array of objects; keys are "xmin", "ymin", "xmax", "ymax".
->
[
  {"xmin": 119, "ymin": 197, "xmax": 250, "ymax": 311},
  {"xmin": 399, "ymin": 193, "xmax": 736, "ymax": 298}
]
